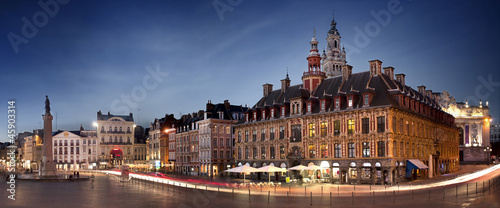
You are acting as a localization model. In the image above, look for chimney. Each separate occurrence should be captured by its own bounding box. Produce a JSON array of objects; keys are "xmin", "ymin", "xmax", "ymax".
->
[
  {"xmin": 369, "ymin": 60, "xmax": 382, "ymax": 76},
  {"xmin": 432, "ymin": 92, "xmax": 440, "ymax": 103},
  {"xmin": 263, "ymin": 83, "xmax": 273, "ymax": 97},
  {"xmin": 395, "ymin": 73, "xmax": 406, "ymax": 86},
  {"xmin": 224, "ymin": 99, "xmax": 230, "ymax": 110},
  {"xmin": 417, "ymin": 85, "xmax": 426, "ymax": 94},
  {"xmin": 425, "ymin": 90, "xmax": 433, "ymax": 98},
  {"xmin": 383, "ymin": 66, "xmax": 394, "ymax": 80},
  {"xmin": 206, "ymin": 100, "xmax": 214, "ymax": 111},
  {"xmin": 342, "ymin": 64, "xmax": 353, "ymax": 80},
  {"xmin": 281, "ymin": 76, "xmax": 290, "ymax": 93}
]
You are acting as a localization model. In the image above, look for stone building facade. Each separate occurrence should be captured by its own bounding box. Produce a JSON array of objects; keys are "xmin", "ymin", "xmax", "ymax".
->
[
  {"xmin": 234, "ymin": 19, "xmax": 459, "ymax": 185},
  {"xmin": 96, "ymin": 111, "xmax": 136, "ymax": 168},
  {"xmin": 438, "ymin": 93, "xmax": 492, "ymax": 164}
]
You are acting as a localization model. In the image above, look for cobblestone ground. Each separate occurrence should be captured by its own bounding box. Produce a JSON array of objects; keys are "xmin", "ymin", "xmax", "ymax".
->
[{"xmin": 1, "ymin": 167, "xmax": 500, "ymax": 208}]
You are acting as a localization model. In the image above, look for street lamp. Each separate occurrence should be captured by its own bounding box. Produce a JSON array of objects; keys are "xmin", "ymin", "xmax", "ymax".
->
[{"xmin": 484, "ymin": 146, "xmax": 492, "ymax": 165}]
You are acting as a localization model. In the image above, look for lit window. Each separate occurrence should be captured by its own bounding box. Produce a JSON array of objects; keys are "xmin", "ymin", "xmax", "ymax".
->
[
  {"xmin": 308, "ymin": 123, "xmax": 315, "ymax": 137},
  {"xmin": 335, "ymin": 98, "xmax": 340, "ymax": 109},
  {"xmin": 348, "ymin": 96, "xmax": 353, "ymax": 107},
  {"xmin": 348, "ymin": 119, "xmax": 355, "ymax": 135}
]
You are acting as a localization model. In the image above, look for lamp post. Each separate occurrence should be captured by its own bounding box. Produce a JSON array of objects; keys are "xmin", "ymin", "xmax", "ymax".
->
[{"xmin": 484, "ymin": 146, "xmax": 492, "ymax": 165}]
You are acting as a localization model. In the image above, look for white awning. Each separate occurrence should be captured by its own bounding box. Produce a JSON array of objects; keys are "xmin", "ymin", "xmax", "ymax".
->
[{"xmin": 407, "ymin": 159, "xmax": 428, "ymax": 169}]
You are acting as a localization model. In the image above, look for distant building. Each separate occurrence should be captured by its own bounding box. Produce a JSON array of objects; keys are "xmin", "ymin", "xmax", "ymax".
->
[
  {"xmin": 438, "ymin": 93, "xmax": 492, "ymax": 164},
  {"xmin": 176, "ymin": 111, "xmax": 203, "ymax": 175},
  {"xmin": 148, "ymin": 115, "xmax": 177, "ymax": 171},
  {"xmin": 198, "ymin": 100, "xmax": 247, "ymax": 177},
  {"xmin": 96, "ymin": 111, "xmax": 136, "ymax": 168},
  {"xmin": 491, "ymin": 123, "xmax": 500, "ymax": 144}
]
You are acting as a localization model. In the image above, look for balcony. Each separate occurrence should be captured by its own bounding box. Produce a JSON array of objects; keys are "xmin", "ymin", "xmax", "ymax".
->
[
  {"xmin": 107, "ymin": 131, "xmax": 126, "ymax": 134},
  {"xmin": 303, "ymin": 71, "xmax": 325, "ymax": 76},
  {"xmin": 100, "ymin": 142, "xmax": 133, "ymax": 145}
]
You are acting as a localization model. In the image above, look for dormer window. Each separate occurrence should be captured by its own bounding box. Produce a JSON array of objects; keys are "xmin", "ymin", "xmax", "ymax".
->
[
  {"xmin": 281, "ymin": 106, "xmax": 285, "ymax": 117},
  {"xmin": 320, "ymin": 100, "xmax": 325, "ymax": 111},
  {"xmin": 262, "ymin": 110, "xmax": 266, "ymax": 120},
  {"xmin": 363, "ymin": 94, "xmax": 370, "ymax": 106},
  {"xmin": 271, "ymin": 109, "xmax": 274, "ymax": 118},
  {"xmin": 218, "ymin": 111, "xmax": 223, "ymax": 119},
  {"xmin": 253, "ymin": 112, "xmax": 257, "ymax": 121},
  {"xmin": 348, "ymin": 96, "xmax": 353, "ymax": 107},
  {"xmin": 335, "ymin": 98, "xmax": 340, "ymax": 109},
  {"xmin": 307, "ymin": 102, "xmax": 312, "ymax": 113},
  {"xmin": 245, "ymin": 113, "xmax": 249, "ymax": 122}
]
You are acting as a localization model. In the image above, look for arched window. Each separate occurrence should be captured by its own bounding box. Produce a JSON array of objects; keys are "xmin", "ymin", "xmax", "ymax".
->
[
  {"xmin": 101, "ymin": 126, "xmax": 104, "ymax": 132},
  {"xmin": 334, "ymin": 40, "xmax": 338, "ymax": 48},
  {"xmin": 109, "ymin": 126, "xmax": 112, "ymax": 132},
  {"xmin": 119, "ymin": 137, "xmax": 123, "ymax": 143},
  {"xmin": 114, "ymin": 127, "xmax": 117, "ymax": 132},
  {"xmin": 114, "ymin": 136, "xmax": 118, "ymax": 143},
  {"xmin": 119, "ymin": 127, "xmax": 122, "ymax": 132}
]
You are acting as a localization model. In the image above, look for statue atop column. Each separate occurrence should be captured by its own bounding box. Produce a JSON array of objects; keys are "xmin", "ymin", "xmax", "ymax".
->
[{"xmin": 45, "ymin": 95, "xmax": 50, "ymax": 114}]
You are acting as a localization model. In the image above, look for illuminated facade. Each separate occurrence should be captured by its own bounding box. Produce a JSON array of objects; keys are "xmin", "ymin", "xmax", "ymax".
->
[
  {"xmin": 51, "ymin": 129, "xmax": 98, "ymax": 171},
  {"xmin": 96, "ymin": 111, "xmax": 136, "ymax": 168},
  {"xmin": 438, "ymin": 92, "xmax": 492, "ymax": 164},
  {"xmin": 234, "ymin": 20, "xmax": 459, "ymax": 185}
]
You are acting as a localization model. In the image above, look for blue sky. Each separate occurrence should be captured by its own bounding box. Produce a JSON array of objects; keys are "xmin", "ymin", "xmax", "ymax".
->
[{"xmin": 1, "ymin": 0, "xmax": 499, "ymax": 142}]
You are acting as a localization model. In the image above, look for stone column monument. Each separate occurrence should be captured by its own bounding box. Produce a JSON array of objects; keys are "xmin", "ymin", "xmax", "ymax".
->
[{"xmin": 40, "ymin": 95, "xmax": 57, "ymax": 176}]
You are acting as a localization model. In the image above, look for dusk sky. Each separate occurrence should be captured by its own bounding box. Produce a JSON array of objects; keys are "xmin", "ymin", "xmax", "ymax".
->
[{"xmin": 1, "ymin": 0, "xmax": 499, "ymax": 143}]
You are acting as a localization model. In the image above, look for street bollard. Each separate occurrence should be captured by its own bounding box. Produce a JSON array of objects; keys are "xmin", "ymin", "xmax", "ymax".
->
[
  {"xmin": 354, "ymin": 185, "xmax": 356, "ymax": 192},
  {"xmin": 330, "ymin": 192, "xmax": 332, "ymax": 206},
  {"xmin": 443, "ymin": 187, "xmax": 445, "ymax": 199},
  {"xmin": 268, "ymin": 191, "xmax": 270, "ymax": 204},
  {"xmin": 370, "ymin": 185, "xmax": 371, "ymax": 190},
  {"xmin": 373, "ymin": 191, "xmax": 375, "ymax": 204},
  {"xmin": 483, "ymin": 181, "xmax": 485, "ymax": 193},
  {"xmin": 289, "ymin": 185, "xmax": 291, "ymax": 195},
  {"xmin": 287, "ymin": 191, "xmax": 289, "ymax": 203},
  {"xmin": 393, "ymin": 190, "xmax": 395, "ymax": 203},
  {"xmin": 428, "ymin": 188, "xmax": 430, "ymax": 200},
  {"xmin": 310, "ymin": 192, "xmax": 312, "ymax": 206},
  {"xmin": 489, "ymin": 180, "xmax": 491, "ymax": 194},
  {"xmin": 352, "ymin": 192, "xmax": 354, "ymax": 205},
  {"xmin": 321, "ymin": 186, "xmax": 323, "ymax": 196}
]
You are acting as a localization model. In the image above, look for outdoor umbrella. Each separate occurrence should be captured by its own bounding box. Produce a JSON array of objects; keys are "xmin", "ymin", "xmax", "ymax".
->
[
  {"xmin": 224, "ymin": 164, "xmax": 263, "ymax": 183},
  {"xmin": 288, "ymin": 164, "xmax": 307, "ymax": 170},
  {"xmin": 303, "ymin": 164, "xmax": 323, "ymax": 170},
  {"xmin": 258, "ymin": 163, "xmax": 287, "ymax": 183}
]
